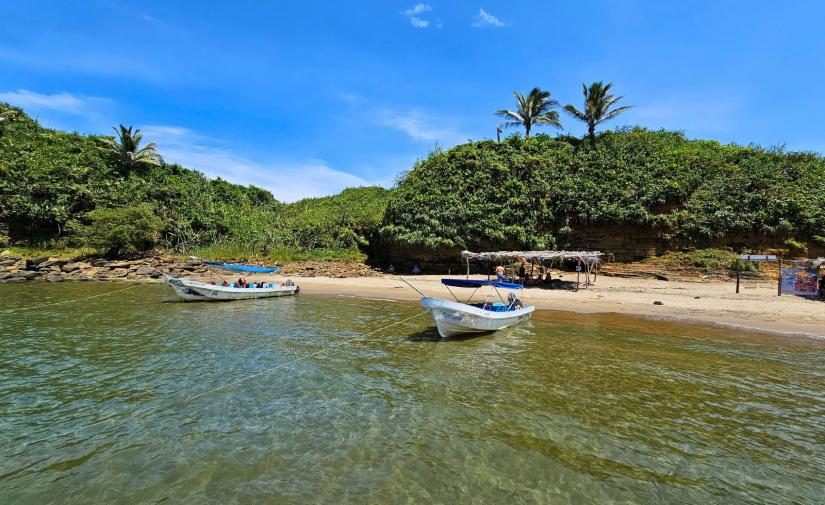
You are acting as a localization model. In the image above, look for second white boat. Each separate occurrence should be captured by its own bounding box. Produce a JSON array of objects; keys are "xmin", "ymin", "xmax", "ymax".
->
[{"xmin": 421, "ymin": 279, "xmax": 534, "ymax": 338}]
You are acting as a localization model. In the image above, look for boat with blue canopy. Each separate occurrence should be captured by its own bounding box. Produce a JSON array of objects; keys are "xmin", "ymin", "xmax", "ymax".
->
[
  {"xmin": 421, "ymin": 278, "xmax": 534, "ymax": 338},
  {"xmin": 165, "ymin": 260, "xmax": 298, "ymax": 301}
]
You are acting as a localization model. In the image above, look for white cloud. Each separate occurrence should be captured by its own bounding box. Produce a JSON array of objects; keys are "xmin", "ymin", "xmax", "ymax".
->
[
  {"xmin": 472, "ymin": 8, "xmax": 506, "ymax": 28},
  {"xmin": 141, "ymin": 125, "xmax": 377, "ymax": 202},
  {"xmin": 402, "ymin": 4, "xmax": 433, "ymax": 28},
  {"xmin": 0, "ymin": 89, "xmax": 112, "ymax": 115},
  {"xmin": 382, "ymin": 109, "xmax": 469, "ymax": 145}
]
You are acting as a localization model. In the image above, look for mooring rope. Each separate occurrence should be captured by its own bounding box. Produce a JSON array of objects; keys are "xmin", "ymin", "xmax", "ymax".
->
[
  {"xmin": 1, "ymin": 283, "xmax": 145, "ymax": 314},
  {"xmin": 183, "ymin": 309, "xmax": 428, "ymax": 403}
]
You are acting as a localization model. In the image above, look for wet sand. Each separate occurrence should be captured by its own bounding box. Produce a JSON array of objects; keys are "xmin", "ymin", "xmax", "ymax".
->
[{"xmin": 279, "ymin": 274, "xmax": 825, "ymax": 339}]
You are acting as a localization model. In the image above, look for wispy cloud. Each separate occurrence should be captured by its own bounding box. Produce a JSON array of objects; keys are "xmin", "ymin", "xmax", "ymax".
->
[
  {"xmin": 471, "ymin": 8, "xmax": 507, "ymax": 28},
  {"xmin": 0, "ymin": 88, "xmax": 115, "ymax": 132},
  {"xmin": 0, "ymin": 89, "xmax": 112, "ymax": 115},
  {"xmin": 402, "ymin": 3, "xmax": 433, "ymax": 28},
  {"xmin": 382, "ymin": 109, "xmax": 469, "ymax": 145},
  {"xmin": 141, "ymin": 125, "xmax": 378, "ymax": 202}
]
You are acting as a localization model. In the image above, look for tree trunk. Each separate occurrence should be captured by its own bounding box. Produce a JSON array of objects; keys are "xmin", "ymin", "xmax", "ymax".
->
[{"xmin": 525, "ymin": 123, "xmax": 531, "ymax": 138}]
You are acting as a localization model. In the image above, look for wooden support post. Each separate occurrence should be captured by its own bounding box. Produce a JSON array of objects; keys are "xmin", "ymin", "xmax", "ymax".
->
[
  {"xmin": 736, "ymin": 257, "xmax": 740, "ymax": 294},
  {"xmin": 777, "ymin": 257, "xmax": 782, "ymax": 296},
  {"xmin": 576, "ymin": 261, "xmax": 581, "ymax": 291},
  {"xmin": 465, "ymin": 257, "xmax": 470, "ymax": 279}
]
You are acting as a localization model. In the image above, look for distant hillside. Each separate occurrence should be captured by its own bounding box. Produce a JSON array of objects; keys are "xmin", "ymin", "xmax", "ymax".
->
[
  {"xmin": 0, "ymin": 104, "xmax": 389, "ymax": 258},
  {"xmin": 3, "ymin": 103, "xmax": 823, "ymax": 265},
  {"xmin": 380, "ymin": 130, "xmax": 825, "ymax": 263}
]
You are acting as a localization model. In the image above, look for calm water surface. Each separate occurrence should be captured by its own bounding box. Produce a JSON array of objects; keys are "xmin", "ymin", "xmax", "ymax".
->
[{"xmin": 1, "ymin": 282, "xmax": 823, "ymax": 504}]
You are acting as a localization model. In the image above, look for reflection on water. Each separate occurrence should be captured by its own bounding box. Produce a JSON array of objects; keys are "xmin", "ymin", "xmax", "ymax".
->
[{"xmin": 1, "ymin": 282, "xmax": 823, "ymax": 504}]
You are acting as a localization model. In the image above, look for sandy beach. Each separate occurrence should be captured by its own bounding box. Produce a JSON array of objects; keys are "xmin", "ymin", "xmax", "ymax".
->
[{"xmin": 268, "ymin": 274, "xmax": 825, "ymax": 339}]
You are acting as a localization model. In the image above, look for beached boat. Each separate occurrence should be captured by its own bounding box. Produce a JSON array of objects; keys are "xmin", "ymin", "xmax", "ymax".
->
[
  {"xmin": 421, "ymin": 279, "xmax": 534, "ymax": 338},
  {"xmin": 165, "ymin": 261, "xmax": 298, "ymax": 301}
]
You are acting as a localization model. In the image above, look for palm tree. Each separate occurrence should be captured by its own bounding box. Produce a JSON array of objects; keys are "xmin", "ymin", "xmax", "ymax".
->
[
  {"xmin": 104, "ymin": 125, "xmax": 162, "ymax": 170},
  {"xmin": 495, "ymin": 87, "xmax": 562, "ymax": 138},
  {"xmin": 564, "ymin": 81, "xmax": 632, "ymax": 140}
]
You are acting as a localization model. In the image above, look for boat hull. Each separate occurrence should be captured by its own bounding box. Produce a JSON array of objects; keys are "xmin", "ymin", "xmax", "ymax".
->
[
  {"xmin": 166, "ymin": 277, "xmax": 298, "ymax": 301},
  {"xmin": 420, "ymin": 297, "xmax": 534, "ymax": 338}
]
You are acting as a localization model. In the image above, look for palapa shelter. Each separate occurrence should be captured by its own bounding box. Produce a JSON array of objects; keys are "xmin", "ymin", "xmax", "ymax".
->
[{"xmin": 461, "ymin": 250, "xmax": 604, "ymax": 288}]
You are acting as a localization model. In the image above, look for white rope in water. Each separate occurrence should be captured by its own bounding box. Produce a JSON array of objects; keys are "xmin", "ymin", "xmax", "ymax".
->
[
  {"xmin": 184, "ymin": 310, "xmax": 428, "ymax": 403},
  {"xmin": 1, "ymin": 283, "xmax": 144, "ymax": 314}
]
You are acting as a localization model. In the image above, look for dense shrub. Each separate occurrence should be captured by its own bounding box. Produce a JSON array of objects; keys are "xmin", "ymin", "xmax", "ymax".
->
[
  {"xmin": 69, "ymin": 204, "xmax": 165, "ymax": 256},
  {"xmin": 382, "ymin": 130, "xmax": 825, "ymax": 251}
]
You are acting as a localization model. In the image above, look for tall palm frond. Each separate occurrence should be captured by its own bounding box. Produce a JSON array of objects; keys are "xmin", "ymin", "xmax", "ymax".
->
[
  {"xmin": 495, "ymin": 87, "xmax": 562, "ymax": 138},
  {"xmin": 563, "ymin": 81, "xmax": 633, "ymax": 140},
  {"xmin": 104, "ymin": 124, "xmax": 162, "ymax": 170}
]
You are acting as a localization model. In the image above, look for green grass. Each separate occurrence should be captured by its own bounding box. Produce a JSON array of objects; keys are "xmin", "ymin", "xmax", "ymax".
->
[
  {"xmin": 643, "ymin": 248, "xmax": 761, "ymax": 274},
  {"xmin": 3, "ymin": 245, "xmax": 97, "ymax": 259},
  {"xmin": 186, "ymin": 244, "xmax": 366, "ymax": 263}
]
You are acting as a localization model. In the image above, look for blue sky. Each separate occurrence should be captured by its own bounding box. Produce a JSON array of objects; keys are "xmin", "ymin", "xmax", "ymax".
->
[{"xmin": 2, "ymin": 0, "xmax": 824, "ymax": 201}]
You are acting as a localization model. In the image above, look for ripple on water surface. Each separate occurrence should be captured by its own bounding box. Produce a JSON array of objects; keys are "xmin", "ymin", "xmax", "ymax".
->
[{"xmin": 1, "ymin": 282, "xmax": 823, "ymax": 504}]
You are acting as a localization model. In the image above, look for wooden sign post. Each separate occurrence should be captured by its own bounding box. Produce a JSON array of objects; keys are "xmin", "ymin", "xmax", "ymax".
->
[{"xmin": 736, "ymin": 254, "xmax": 778, "ymax": 294}]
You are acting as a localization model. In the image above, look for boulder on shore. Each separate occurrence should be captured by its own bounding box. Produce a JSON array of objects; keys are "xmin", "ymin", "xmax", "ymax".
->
[
  {"xmin": 109, "ymin": 268, "xmax": 128, "ymax": 278},
  {"xmin": 26, "ymin": 257, "xmax": 48, "ymax": 269}
]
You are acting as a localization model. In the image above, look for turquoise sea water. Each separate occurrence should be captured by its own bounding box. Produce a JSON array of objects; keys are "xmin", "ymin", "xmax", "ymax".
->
[{"xmin": 1, "ymin": 282, "xmax": 823, "ymax": 504}]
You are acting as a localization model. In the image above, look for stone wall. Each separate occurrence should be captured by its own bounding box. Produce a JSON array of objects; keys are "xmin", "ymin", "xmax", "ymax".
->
[
  {"xmin": 0, "ymin": 252, "xmax": 386, "ymax": 283},
  {"xmin": 0, "ymin": 254, "xmax": 210, "ymax": 283}
]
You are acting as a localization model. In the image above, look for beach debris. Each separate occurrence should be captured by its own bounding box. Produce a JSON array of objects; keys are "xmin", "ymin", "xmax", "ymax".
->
[{"xmin": 653, "ymin": 300, "xmax": 664, "ymax": 305}]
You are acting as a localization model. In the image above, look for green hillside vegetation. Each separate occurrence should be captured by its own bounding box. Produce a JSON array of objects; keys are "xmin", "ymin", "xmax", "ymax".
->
[
  {"xmin": 0, "ymin": 103, "xmax": 388, "ymax": 259},
  {"xmin": 381, "ymin": 130, "xmax": 825, "ymax": 252},
  {"xmin": 2, "ymin": 99, "xmax": 824, "ymax": 265}
]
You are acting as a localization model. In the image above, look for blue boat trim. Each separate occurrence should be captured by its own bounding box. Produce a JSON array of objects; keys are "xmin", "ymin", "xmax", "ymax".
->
[
  {"xmin": 203, "ymin": 261, "xmax": 280, "ymax": 273},
  {"xmin": 441, "ymin": 279, "xmax": 523, "ymax": 289}
]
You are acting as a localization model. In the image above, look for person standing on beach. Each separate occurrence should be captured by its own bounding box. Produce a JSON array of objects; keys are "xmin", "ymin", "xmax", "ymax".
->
[{"xmin": 496, "ymin": 265, "xmax": 505, "ymax": 281}]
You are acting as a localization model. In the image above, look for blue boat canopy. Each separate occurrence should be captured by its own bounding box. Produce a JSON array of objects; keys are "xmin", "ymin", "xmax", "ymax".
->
[
  {"xmin": 204, "ymin": 261, "xmax": 280, "ymax": 274},
  {"xmin": 441, "ymin": 278, "xmax": 523, "ymax": 289}
]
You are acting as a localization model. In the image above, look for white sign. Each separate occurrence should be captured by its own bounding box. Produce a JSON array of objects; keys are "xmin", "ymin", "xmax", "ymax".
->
[{"xmin": 739, "ymin": 255, "xmax": 777, "ymax": 261}]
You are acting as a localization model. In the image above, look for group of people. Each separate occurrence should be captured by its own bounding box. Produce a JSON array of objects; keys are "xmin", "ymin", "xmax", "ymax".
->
[{"xmin": 220, "ymin": 278, "xmax": 268, "ymax": 288}]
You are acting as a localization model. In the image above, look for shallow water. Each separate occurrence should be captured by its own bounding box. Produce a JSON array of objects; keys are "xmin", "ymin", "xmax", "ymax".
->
[{"xmin": 1, "ymin": 282, "xmax": 823, "ymax": 504}]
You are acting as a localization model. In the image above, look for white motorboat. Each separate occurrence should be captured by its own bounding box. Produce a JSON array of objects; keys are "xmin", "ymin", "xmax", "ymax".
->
[
  {"xmin": 165, "ymin": 261, "xmax": 298, "ymax": 301},
  {"xmin": 421, "ymin": 279, "xmax": 534, "ymax": 338}
]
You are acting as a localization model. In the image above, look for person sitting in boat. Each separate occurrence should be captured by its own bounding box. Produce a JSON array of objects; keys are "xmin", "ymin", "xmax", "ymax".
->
[
  {"xmin": 508, "ymin": 292, "xmax": 522, "ymax": 310},
  {"xmin": 496, "ymin": 265, "xmax": 505, "ymax": 281},
  {"xmin": 222, "ymin": 280, "xmax": 229, "ymax": 287}
]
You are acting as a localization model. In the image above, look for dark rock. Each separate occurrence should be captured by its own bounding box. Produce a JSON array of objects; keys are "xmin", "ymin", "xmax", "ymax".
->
[
  {"xmin": 37, "ymin": 259, "xmax": 68, "ymax": 269},
  {"xmin": 150, "ymin": 269, "xmax": 163, "ymax": 278},
  {"xmin": 653, "ymin": 300, "xmax": 664, "ymax": 305},
  {"xmin": 0, "ymin": 259, "xmax": 16, "ymax": 267},
  {"xmin": 62, "ymin": 262, "xmax": 83, "ymax": 272},
  {"xmin": 26, "ymin": 257, "xmax": 49, "ymax": 269},
  {"xmin": 46, "ymin": 274, "xmax": 64, "ymax": 282},
  {"xmin": 14, "ymin": 270, "xmax": 38, "ymax": 280},
  {"xmin": 91, "ymin": 259, "xmax": 109, "ymax": 267},
  {"xmin": 5, "ymin": 277, "xmax": 25, "ymax": 283},
  {"xmin": 109, "ymin": 268, "xmax": 128, "ymax": 278},
  {"xmin": 0, "ymin": 272, "xmax": 13, "ymax": 280},
  {"xmin": 135, "ymin": 266, "xmax": 154, "ymax": 275}
]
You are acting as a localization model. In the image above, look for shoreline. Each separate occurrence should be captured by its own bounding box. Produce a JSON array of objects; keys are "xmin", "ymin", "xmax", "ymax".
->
[
  {"xmin": 290, "ymin": 274, "xmax": 825, "ymax": 340},
  {"xmin": 4, "ymin": 268, "xmax": 823, "ymax": 340}
]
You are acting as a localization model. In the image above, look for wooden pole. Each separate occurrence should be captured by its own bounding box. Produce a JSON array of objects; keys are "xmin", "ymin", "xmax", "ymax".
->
[
  {"xmin": 466, "ymin": 257, "xmax": 470, "ymax": 279},
  {"xmin": 735, "ymin": 257, "xmax": 740, "ymax": 294},
  {"xmin": 777, "ymin": 257, "xmax": 782, "ymax": 296}
]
